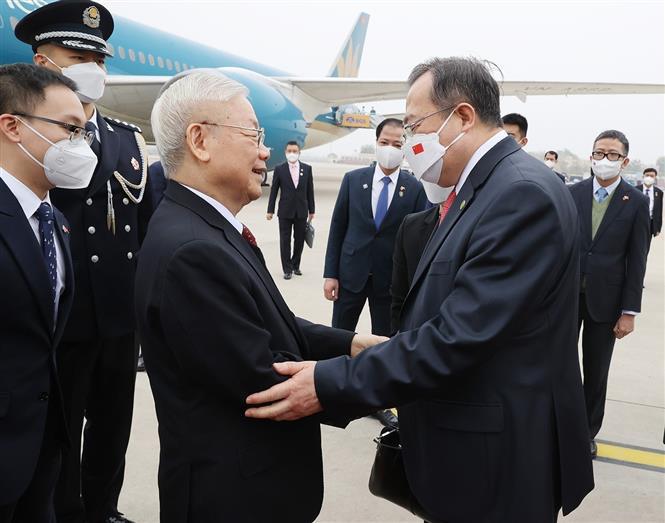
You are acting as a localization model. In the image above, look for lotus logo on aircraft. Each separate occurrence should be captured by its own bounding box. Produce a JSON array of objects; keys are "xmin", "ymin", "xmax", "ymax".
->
[{"xmin": 334, "ymin": 41, "xmax": 361, "ymax": 78}]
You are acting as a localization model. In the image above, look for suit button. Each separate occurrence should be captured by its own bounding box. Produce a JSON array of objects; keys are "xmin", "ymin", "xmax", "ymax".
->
[
  {"xmin": 86, "ymin": 198, "xmax": 93, "ymax": 206},
  {"xmin": 127, "ymin": 252, "xmax": 133, "ymax": 259},
  {"xmin": 39, "ymin": 392, "xmax": 49, "ymax": 401},
  {"xmin": 91, "ymin": 255, "xmax": 99, "ymax": 263},
  {"xmin": 588, "ymin": 252, "xmax": 593, "ymax": 256},
  {"xmin": 88, "ymin": 226, "xmax": 96, "ymax": 234},
  {"xmin": 124, "ymin": 225, "xmax": 131, "ymax": 232},
  {"xmin": 122, "ymin": 198, "xmax": 129, "ymax": 205}
]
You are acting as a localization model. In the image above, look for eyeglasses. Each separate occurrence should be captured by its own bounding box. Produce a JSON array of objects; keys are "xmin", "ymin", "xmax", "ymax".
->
[
  {"xmin": 200, "ymin": 122, "xmax": 265, "ymax": 148},
  {"xmin": 592, "ymin": 150, "xmax": 625, "ymax": 162},
  {"xmin": 13, "ymin": 113, "xmax": 94, "ymax": 145},
  {"xmin": 403, "ymin": 104, "xmax": 458, "ymax": 140}
]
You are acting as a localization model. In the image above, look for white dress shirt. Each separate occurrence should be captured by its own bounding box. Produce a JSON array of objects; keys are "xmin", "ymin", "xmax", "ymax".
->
[
  {"xmin": 592, "ymin": 175, "xmax": 621, "ymax": 202},
  {"xmin": 642, "ymin": 184, "xmax": 655, "ymax": 217},
  {"xmin": 0, "ymin": 167, "xmax": 65, "ymax": 320},
  {"xmin": 371, "ymin": 163, "xmax": 400, "ymax": 218},
  {"xmin": 455, "ymin": 129, "xmax": 507, "ymax": 194},
  {"xmin": 181, "ymin": 184, "xmax": 243, "ymax": 234},
  {"xmin": 87, "ymin": 107, "xmax": 101, "ymax": 142}
]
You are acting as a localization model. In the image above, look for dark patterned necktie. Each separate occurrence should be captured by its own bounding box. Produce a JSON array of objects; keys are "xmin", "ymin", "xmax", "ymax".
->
[
  {"xmin": 242, "ymin": 224, "xmax": 266, "ymax": 267},
  {"xmin": 35, "ymin": 202, "xmax": 57, "ymax": 302}
]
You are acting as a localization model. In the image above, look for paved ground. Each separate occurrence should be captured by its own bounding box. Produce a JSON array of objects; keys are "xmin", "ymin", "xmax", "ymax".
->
[{"xmin": 120, "ymin": 163, "xmax": 664, "ymax": 522}]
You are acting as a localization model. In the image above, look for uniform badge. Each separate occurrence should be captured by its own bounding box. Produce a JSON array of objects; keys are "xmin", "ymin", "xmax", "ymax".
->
[
  {"xmin": 106, "ymin": 122, "xmax": 114, "ymax": 132},
  {"xmin": 131, "ymin": 157, "xmax": 140, "ymax": 171},
  {"xmin": 83, "ymin": 6, "xmax": 101, "ymax": 28}
]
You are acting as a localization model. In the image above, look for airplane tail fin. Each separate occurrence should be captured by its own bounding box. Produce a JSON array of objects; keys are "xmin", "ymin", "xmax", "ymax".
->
[{"xmin": 327, "ymin": 12, "xmax": 370, "ymax": 78}]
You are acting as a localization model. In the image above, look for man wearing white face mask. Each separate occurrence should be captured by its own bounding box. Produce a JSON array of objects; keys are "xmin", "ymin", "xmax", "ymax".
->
[
  {"xmin": 323, "ymin": 118, "xmax": 427, "ymax": 338},
  {"xmin": 15, "ymin": 3, "xmax": 153, "ymax": 522},
  {"xmin": 569, "ymin": 130, "xmax": 650, "ymax": 458},
  {"xmin": 0, "ymin": 63, "xmax": 93, "ymax": 523},
  {"xmin": 636, "ymin": 168, "xmax": 662, "ymax": 237}
]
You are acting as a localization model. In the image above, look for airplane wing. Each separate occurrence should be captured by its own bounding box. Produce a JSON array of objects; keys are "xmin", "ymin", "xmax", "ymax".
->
[{"xmin": 277, "ymin": 77, "xmax": 665, "ymax": 106}]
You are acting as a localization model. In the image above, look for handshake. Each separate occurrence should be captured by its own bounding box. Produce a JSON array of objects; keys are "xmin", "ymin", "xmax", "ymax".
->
[{"xmin": 245, "ymin": 333, "xmax": 387, "ymax": 421}]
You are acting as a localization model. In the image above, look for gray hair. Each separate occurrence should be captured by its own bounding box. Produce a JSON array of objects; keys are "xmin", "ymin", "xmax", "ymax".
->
[
  {"xmin": 151, "ymin": 70, "xmax": 248, "ymax": 178},
  {"xmin": 408, "ymin": 57, "xmax": 503, "ymax": 128}
]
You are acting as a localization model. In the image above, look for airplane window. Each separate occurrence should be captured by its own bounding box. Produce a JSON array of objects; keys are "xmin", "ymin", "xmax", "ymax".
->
[
  {"xmin": 107, "ymin": 43, "xmax": 115, "ymax": 55},
  {"xmin": 166, "ymin": 58, "xmax": 173, "ymax": 71},
  {"xmin": 128, "ymin": 49, "xmax": 136, "ymax": 62},
  {"xmin": 139, "ymin": 51, "xmax": 146, "ymax": 64},
  {"xmin": 175, "ymin": 61, "xmax": 181, "ymax": 72},
  {"xmin": 157, "ymin": 56, "xmax": 164, "ymax": 68},
  {"xmin": 148, "ymin": 54, "xmax": 155, "ymax": 66},
  {"xmin": 118, "ymin": 46, "xmax": 126, "ymax": 59}
]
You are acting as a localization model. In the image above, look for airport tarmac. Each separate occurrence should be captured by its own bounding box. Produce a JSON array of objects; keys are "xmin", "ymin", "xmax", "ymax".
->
[{"xmin": 120, "ymin": 162, "xmax": 664, "ymax": 522}]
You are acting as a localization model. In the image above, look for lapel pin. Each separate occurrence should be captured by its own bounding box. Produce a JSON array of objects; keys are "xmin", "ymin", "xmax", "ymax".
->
[
  {"xmin": 62, "ymin": 225, "xmax": 70, "ymax": 234},
  {"xmin": 622, "ymin": 195, "xmax": 629, "ymax": 201},
  {"xmin": 399, "ymin": 185, "xmax": 406, "ymax": 197},
  {"xmin": 131, "ymin": 157, "xmax": 140, "ymax": 170},
  {"xmin": 460, "ymin": 200, "xmax": 467, "ymax": 210},
  {"xmin": 106, "ymin": 122, "xmax": 113, "ymax": 131},
  {"xmin": 363, "ymin": 183, "xmax": 368, "ymax": 189}
]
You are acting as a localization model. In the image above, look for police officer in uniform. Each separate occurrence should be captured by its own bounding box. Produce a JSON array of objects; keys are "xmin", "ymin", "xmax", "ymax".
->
[{"xmin": 15, "ymin": 3, "xmax": 152, "ymax": 522}]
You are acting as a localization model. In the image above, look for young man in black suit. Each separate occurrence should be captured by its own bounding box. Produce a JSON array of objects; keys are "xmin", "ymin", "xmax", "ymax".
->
[
  {"xmin": 0, "ymin": 64, "xmax": 96, "ymax": 523},
  {"xmin": 248, "ymin": 57, "xmax": 594, "ymax": 522},
  {"xmin": 323, "ymin": 118, "xmax": 428, "ymax": 336},
  {"xmin": 636, "ymin": 167, "xmax": 662, "ymax": 237},
  {"xmin": 267, "ymin": 141, "xmax": 315, "ymax": 279},
  {"xmin": 135, "ymin": 70, "xmax": 384, "ymax": 523},
  {"xmin": 569, "ymin": 130, "xmax": 651, "ymax": 457}
]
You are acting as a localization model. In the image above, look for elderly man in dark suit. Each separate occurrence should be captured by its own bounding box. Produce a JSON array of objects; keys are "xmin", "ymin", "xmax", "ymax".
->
[
  {"xmin": 267, "ymin": 141, "xmax": 315, "ymax": 279},
  {"xmin": 0, "ymin": 64, "xmax": 93, "ymax": 523},
  {"xmin": 569, "ymin": 130, "xmax": 650, "ymax": 457},
  {"xmin": 324, "ymin": 118, "xmax": 428, "ymax": 336},
  {"xmin": 135, "ymin": 70, "xmax": 383, "ymax": 523},
  {"xmin": 247, "ymin": 57, "xmax": 594, "ymax": 523},
  {"xmin": 636, "ymin": 167, "xmax": 662, "ymax": 237}
]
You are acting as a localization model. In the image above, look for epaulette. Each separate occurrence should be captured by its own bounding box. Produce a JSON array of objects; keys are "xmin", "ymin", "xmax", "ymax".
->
[{"xmin": 103, "ymin": 116, "xmax": 142, "ymax": 133}]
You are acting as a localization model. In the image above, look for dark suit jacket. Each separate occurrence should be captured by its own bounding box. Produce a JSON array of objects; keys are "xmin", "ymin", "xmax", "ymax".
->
[
  {"xmin": 135, "ymin": 182, "xmax": 354, "ymax": 523},
  {"xmin": 636, "ymin": 183, "xmax": 663, "ymax": 236},
  {"xmin": 315, "ymin": 138, "xmax": 594, "ymax": 521},
  {"xmin": 50, "ymin": 112, "xmax": 154, "ymax": 342},
  {"xmin": 570, "ymin": 178, "xmax": 650, "ymax": 323},
  {"xmin": 148, "ymin": 160, "xmax": 168, "ymax": 207},
  {"xmin": 390, "ymin": 206, "xmax": 439, "ymax": 333},
  {"xmin": 267, "ymin": 161, "xmax": 314, "ymax": 219},
  {"xmin": 324, "ymin": 166, "xmax": 428, "ymax": 294},
  {"xmin": 0, "ymin": 178, "xmax": 73, "ymax": 505}
]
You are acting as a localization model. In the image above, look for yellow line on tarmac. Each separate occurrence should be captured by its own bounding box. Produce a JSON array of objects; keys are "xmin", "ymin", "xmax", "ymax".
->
[{"xmin": 596, "ymin": 442, "xmax": 664, "ymax": 469}]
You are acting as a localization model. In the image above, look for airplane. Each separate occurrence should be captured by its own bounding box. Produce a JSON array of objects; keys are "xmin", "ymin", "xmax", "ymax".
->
[{"xmin": 1, "ymin": 0, "xmax": 664, "ymax": 170}]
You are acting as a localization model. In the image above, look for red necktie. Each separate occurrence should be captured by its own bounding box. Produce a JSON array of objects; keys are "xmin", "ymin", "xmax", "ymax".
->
[
  {"xmin": 439, "ymin": 190, "xmax": 457, "ymax": 224},
  {"xmin": 242, "ymin": 225, "xmax": 258, "ymax": 247}
]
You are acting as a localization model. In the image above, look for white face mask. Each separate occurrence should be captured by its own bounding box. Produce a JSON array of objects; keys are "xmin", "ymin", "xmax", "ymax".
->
[
  {"xmin": 16, "ymin": 117, "xmax": 98, "ymax": 189},
  {"xmin": 45, "ymin": 56, "xmax": 106, "ymax": 103},
  {"xmin": 404, "ymin": 107, "xmax": 465, "ymax": 185},
  {"xmin": 544, "ymin": 159, "xmax": 556, "ymax": 169},
  {"xmin": 375, "ymin": 145, "xmax": 404, "ymax": 170},
  {"xmin": 643, "ymin": 176, "xmax": 656, "ymax": 186},
  {"xmin": 286, "ymin": 152, "xmax": 299, "ymax": 164},
  {"xmin": 591, "ymin": 158, "xmax": 623, "ymax": 181},
  {"xmin": 422, "ymin": 180, "xmax": 454, "ymax": 204}
]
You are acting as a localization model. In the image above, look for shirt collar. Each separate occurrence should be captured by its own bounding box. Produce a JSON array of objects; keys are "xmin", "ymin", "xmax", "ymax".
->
[
  {"xmin": 180, "ymin": 184, "xmax": 243, "ymax": 234},
  {"xmin": 288, "ymin": 160, "xmax": 300, "ymax": 170},
  {"xmin": 593, "ymin": 175, "xmax": 622, "ymax": 197},
  {"xmin": 373, "ymin": 162, "xmax": 400, "ymax": 184},
  {"xmin": 455, "ymin": 129, "xmax": 507, "ymax": 194},
  {"xmin": 0, "ymin": 167, "xmax": 52, "ymax": 221}
]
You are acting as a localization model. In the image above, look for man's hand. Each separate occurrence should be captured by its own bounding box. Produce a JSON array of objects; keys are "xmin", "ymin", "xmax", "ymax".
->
[
  {"xmin": 351, "ymin": 333, "xmax": 389, "ymax": 357},
  {"xmin": 323, "ymin": 278, "xmax": 339, "ymax": 301},
  {"xmin": 266, "ymin": 213, "xmax": 273, "ymax": 221},
  {"xmin": 613, "ymin": 314, "xmax": 635, "ymax": 339},
  {"xmin": 309, "ymin": 213, "xmax": 315, "ymax": 221},
  {"xmin": 245, "ymin": 361, "xmax": 321, "ymax": 421}
]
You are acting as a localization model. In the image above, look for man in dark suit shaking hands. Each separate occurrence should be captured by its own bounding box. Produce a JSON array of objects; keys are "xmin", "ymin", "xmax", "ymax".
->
[
  {"xmin": 569, "ymin": 130, "xmax": 650, "ymax": 457},
  {"xmin": 267, "ymin": 141, "xmax": 315, "ymax": 279},
  {"xmin": 0, "ymin": 64, "xmax": 97, "ymax": 523},
  {"xmin": 323, "ymin": 118, "xmax": 427, "ymax": 336},
  {"xmin": 247, "ymin": 57, "xmax": 594, "ymax": 522}
]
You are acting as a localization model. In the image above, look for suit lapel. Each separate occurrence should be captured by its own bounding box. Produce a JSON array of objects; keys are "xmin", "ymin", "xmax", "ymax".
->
[
  {"xmin": 52, "ymin": 212, "xmax": 74, "ymax": 344},
  {"xmin": 378, "ymin": 170, "xmax": 408, "ymax": 232},
  {"xmin": 0, "ymin": 179, "xmax": 53, "ymax": 332},
  {"xmin": 591, "ymin": 179, "xmax": 631, "ymax": 246},
  {"xmin": 87, "ymin": 112, "xmax": 120, "ymax": 196},
  {"xmin": 360, "ymin": 167, "xmax": 375, "ymax": 227},
  {"xmin": 578, "ymin": 179, "xmax": 594, "ymax": 243},
  {"xmin": 166, "ymin": 183, "xmax": 309, "ymax": 356}
]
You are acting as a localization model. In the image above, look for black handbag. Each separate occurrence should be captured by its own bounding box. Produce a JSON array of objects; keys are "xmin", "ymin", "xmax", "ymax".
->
[
  {"xmin": 368, "ymin": 426, "xmax": 438, "ymax": 522},
  {"xmin": 304, "ymin": 219, "xmax": 315, "ymax": 248}
]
